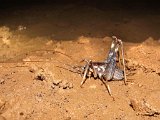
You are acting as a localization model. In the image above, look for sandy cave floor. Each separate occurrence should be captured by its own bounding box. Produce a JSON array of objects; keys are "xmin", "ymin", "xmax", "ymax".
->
[{"xmin": 0, "ymin": 34, "xmax": 160, "ymax": 120}]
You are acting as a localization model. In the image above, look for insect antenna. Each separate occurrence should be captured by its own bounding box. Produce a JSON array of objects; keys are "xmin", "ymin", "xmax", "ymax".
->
[{"xmin": 56, "ymin": 64, "xmax": 83, "ymax": 75}]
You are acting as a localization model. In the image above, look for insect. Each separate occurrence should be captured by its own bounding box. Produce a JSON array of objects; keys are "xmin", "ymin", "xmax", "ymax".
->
[
  {"xmin": 59, "ymin": 36, "xmax": 127, "ymax": 97},
  {"xmin": 78, "ymin": 36, "xmax": 127, "ymax": 96}
]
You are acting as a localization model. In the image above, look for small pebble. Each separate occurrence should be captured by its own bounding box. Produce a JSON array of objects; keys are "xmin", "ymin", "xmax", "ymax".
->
[
  {"xmin": 68, "ymin": 83, "xmax": 73, "ymax": 89},
  {"xmin": 29, "ymin": 65, "xmax": 38, "ymax": 73},
  {"xmin": 35, "ymin": 74, "xmax": 46, "ymax": 81},
  {"xmin": 0, "ymin": 79, "xmax": 5, "ymax": 84},
  {"xmin": 53, "ymin": 79, "xmax": 62, "ymax": 86},
  {"xmin": 51, "ymin": 80, "xmax": 73, "ymax": 90},
  {"xmin": 138, "ymin": 84, "xmax": 143, "ymax": 87}
]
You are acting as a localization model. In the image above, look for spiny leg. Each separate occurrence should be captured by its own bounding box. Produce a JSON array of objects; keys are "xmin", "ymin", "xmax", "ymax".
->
[
  {"xmin": 119, "ymin": 40, "xmax": 127, "ymax": 85},
  {"xmin": 80, "ymin": 64, "xmax": 89, "ymax": 87},
  {"xmin": 80, "ymin": 59, "xmax": 90, "ymax": 78},
  {"xmin": 80, "ymin": 60, "xmax": 92, "ymax": 87},
  {"xmin": 100, "ymin": 77, "xmax": 112, "ymax": 96},
  {"xmin": 113, "ymin": 37, "xmax": 127, "ymax": 85}
]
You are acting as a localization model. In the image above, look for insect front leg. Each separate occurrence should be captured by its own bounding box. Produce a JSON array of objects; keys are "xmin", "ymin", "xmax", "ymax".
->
[{"xmin": 80, "ymin": 60, "xmax": 92, "ymax": 87}]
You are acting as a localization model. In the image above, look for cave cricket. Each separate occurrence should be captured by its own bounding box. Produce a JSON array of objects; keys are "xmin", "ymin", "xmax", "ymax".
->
[{"xmin": 58, "ymin": 36, "xmax": 127, "ymax": 97}]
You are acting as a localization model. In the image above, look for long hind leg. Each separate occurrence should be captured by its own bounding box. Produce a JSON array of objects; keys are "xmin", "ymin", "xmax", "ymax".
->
[
  {"xmin": 119, "ymin": 40, "xmax": 127, "ymax": 85},
  {"xmin": 100, "ymin": 75, "xmax": 112, "ymax": 96},
  {"xmin": 100, "ymin": 78, "xmax": 114, "ymax": 100}
]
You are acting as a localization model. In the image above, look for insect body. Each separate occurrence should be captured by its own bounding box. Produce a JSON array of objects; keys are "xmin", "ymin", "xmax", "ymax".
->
[{"xmin": 80, "ymin": 36, "xmax": 127, "ymax": 96}]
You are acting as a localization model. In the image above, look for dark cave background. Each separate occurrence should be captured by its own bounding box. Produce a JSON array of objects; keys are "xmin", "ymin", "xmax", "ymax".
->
[
  {"xmin": 1, "ymin": 0, "xmax": 159, "ymax": 10},
  {"xmin": 0, "ymin": 0, "xmax": 159, "ymax": 42}
]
